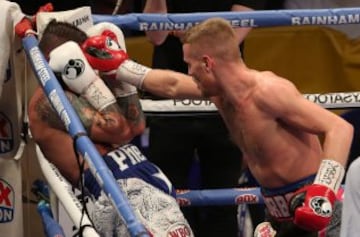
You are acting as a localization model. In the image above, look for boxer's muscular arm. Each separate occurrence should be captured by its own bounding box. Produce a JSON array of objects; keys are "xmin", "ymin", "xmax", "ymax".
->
[
  {"xmin": 106, "ymin": 60, "xmax": 203, "ymax": 99},
  {"xmin": 29, "ymin": 87, "xmax": 128, "ymax": 185},
  {"xmin": 82, "ymin": 34, "xmax": 203, "ymax": 100},
  {"xmin": 30, "ymin": 87, "xmax": 131, "ymax": 145},
  {"xmin": 257, "ymin": 74, "xmax": 353, "ymax": 231},
  {"xmin": 142, "ymin": 69, "xmax": 203, "ymax": 99}
]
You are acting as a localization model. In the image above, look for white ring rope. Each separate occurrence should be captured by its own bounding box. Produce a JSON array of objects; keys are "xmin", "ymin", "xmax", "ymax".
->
[
  {"xmin": 140, "ymin": 91, "xmax": 360, "ymax": 113},
  {"xmin": 36, "ymin": 145, "xmax": 100, "ymax": 237}
]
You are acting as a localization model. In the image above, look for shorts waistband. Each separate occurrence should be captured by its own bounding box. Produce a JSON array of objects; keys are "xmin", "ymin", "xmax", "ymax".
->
[{"xmin": 261, "ymin": 174, "xmax": 316, "ymax": 196}]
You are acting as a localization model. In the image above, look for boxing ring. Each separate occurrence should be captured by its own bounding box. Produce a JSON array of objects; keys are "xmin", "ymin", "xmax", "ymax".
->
[{"xmin": 22, "ymin": 6, "xmax": 360, "ymax": 237}]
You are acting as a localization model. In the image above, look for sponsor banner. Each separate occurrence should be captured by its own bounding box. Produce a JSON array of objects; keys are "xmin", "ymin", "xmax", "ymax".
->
[
  {"xmin": 140, "ymin": 99, "xmax": 217, "ymax": 113},
  {"xmin": 0, "ymin": 159, "xmax": 23, "ymax": 237},
  {"xmin": 36, "ymin": 6, "xmax": 93, "ymax": 37}
]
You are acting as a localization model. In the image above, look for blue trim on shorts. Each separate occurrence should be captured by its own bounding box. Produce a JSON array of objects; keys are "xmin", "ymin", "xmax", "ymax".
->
[{"xmin": 261, "ymin": 174, "xmax": 316, "ymax": 196}]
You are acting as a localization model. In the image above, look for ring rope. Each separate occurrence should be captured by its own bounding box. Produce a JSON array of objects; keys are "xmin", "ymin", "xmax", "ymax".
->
[
  {"xmin": 176, "ymin": 188, "xmax": 263, "ymax": 206},
  {"xmin": 140, "ymin": 91, "xmax": 360, "ymax": 114},
  {"xmin": 93, "ymin": 8, "xmax": 360, "ymax": 31},
  {"xmin": 36, "ymin": 145, "xmax": 100, "ymax": 237}
]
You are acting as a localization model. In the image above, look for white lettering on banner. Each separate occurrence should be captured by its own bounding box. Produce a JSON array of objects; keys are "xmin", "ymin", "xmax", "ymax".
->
[
  {"xmin": 229, "ymin": 19, "xmax": 257, "ymax": 27},
  {"xmin": 304, "ymin": 93, "xmax": 360, "ymax": 105},
  {"xmin": 29, "ymin": 47, "xmax": 51, "ymax": 85},
  {"xmin": 139, "ymin": 22, "xmax": 196, "ymax": 31},
  {"xmin": 263, "ymin": 192, "xmax": 294, "ymax": 220},
  {"xmin": 0, "ymin": 209, "xmax": 12, "ymax": 223},
  {"xmin": 0, "ymin": 178, "xmax": 14, "ymax": 223},
  {"xmin": 173, "ymin": 99, "xmax": 214, "ymax": 106},
  {"xmin": 139, "ymin": 19, "xmax": 256, "ymax": 31},
  {"xmin": 72, "ymin": 15, "xmax": 90, "ymax": 27},
  {"xmin": 292, "ymin": 14, "xmax": 360, "ymax": 26},
  {"xmin": 0, "ymin": 141, "xmax": 11, "ymax": 153},
  {"xmin": 0, "ymin": 113, "xmax": 13, "ymax": 153}
]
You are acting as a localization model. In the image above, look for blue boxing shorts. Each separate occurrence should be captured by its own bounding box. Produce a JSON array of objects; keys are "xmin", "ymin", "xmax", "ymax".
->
[
  {"xmin": 83, "ymin": 144, "xmax": 193, "ymax": 237},
  {"xmin": 261, "ymin": 175, "xmax": 342, "ymax": 237}
]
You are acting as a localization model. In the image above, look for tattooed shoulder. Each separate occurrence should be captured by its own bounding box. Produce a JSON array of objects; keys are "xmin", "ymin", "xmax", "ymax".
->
[{"xmin": 35, "ymin": 91, "xmax": 97, "ymax": 134}]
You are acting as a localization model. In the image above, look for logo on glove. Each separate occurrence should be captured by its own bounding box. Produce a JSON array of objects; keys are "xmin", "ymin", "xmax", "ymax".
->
[
  {"xmin": 63, "ymin": 59, "xmax": 85, "ymax": 80},
  {"xmin": 310, "ymin": 196, "xmax": 332, "ymax": 217}
]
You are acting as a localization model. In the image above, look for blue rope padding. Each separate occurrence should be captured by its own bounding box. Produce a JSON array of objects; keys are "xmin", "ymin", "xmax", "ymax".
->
[{"xmin": 93, "ymin": 8, "xmax": 360, "ymax": 30}]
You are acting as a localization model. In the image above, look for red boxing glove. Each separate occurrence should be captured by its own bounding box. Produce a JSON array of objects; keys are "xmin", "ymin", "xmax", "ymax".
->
[
  {"xmin": 290, "ymin": 184, "xmax": 336, "ymax": 232},
  {"xmin": 15, "ymin": 17, "xmax": 34, "ymax": 38},
  {"xmin": 81, "ymin": 34, "xmax": 128, "ymax": 72},
  {"xmin": 14, "ymin": 3, "xmax": 53, "ymax": 38},
  {"xmin": 85, "ymin": 22, "xmax": 151, "ymax": 89}
]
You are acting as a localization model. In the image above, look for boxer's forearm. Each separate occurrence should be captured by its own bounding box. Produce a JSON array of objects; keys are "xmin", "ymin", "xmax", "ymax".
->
[{"xmin": 142, "ymin": 69, "xmax": 203, "ymax": 99}]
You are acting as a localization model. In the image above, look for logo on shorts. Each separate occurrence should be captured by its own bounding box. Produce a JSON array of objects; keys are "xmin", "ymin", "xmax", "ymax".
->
[
  {"xmin": 0, "ymin": 113, "xmax": 14, "ymax": 153},
  {"xmin": 310, "ymin": 196, "xmax": 332, "ymax": 217},
  {"xmin": 0, "ymin": 178, "xmax": 15, "ymax": 223},
  {"xmin": 166, "ymin": 223, "xmax": 192, "ymax": 237}
]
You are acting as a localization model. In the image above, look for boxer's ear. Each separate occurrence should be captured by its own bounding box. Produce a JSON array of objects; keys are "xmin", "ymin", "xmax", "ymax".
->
[{"xmin": 202, "ymin": 55, "xmax": 213, "ymax": 72}]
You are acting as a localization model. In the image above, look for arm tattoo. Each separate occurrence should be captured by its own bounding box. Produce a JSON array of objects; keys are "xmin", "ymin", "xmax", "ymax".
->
[
  {"xmin": 36, "ymin": 91, "xmax": 97, "ymax": 135},
  {"xmin": 36, "ymin": 95, "xmax": 66, "ymax": 131},
  {"xmin": 71, "ymin": 95, "xmax": 98, "ymax": 136},
  {"xmin": 115, "ymin": 94, "xmax": 145, "ymax": 125}
]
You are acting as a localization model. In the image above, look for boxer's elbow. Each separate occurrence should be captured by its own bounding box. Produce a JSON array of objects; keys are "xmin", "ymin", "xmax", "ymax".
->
[
  {"xmin": 340, "ymin": 119, "xmax": 354, "ymax": 143},
  {"xmin": 334, "ymin": 118, "xmax": 354, "ymax": 140}
]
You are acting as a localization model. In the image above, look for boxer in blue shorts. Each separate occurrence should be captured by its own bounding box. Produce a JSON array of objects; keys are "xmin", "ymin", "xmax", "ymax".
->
[
  {"xmin": 80, "ymin": 18, "xmax": 353, "ymax": 237},
  {"xmin": 260, "ymin": 175, "xmax": 343, "ymax": 237}
]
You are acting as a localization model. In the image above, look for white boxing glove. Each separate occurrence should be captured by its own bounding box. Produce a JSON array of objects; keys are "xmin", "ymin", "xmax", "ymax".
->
[
  {"xmin": 85, "ymin": 22, "xmax": 151, "ymax": 90},
  {"xmin": 49, "ymin": 41, "xmax": 116, "ymax": 111},
  {"xmin": 115, "ymin": 59, "xmax": 151, "ymax": 90}
]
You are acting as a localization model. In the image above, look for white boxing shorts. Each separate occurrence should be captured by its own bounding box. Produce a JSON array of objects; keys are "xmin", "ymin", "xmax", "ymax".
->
[{"xmin": 91, "ymin": 178, "xmax": 193, "ymax": 237}]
